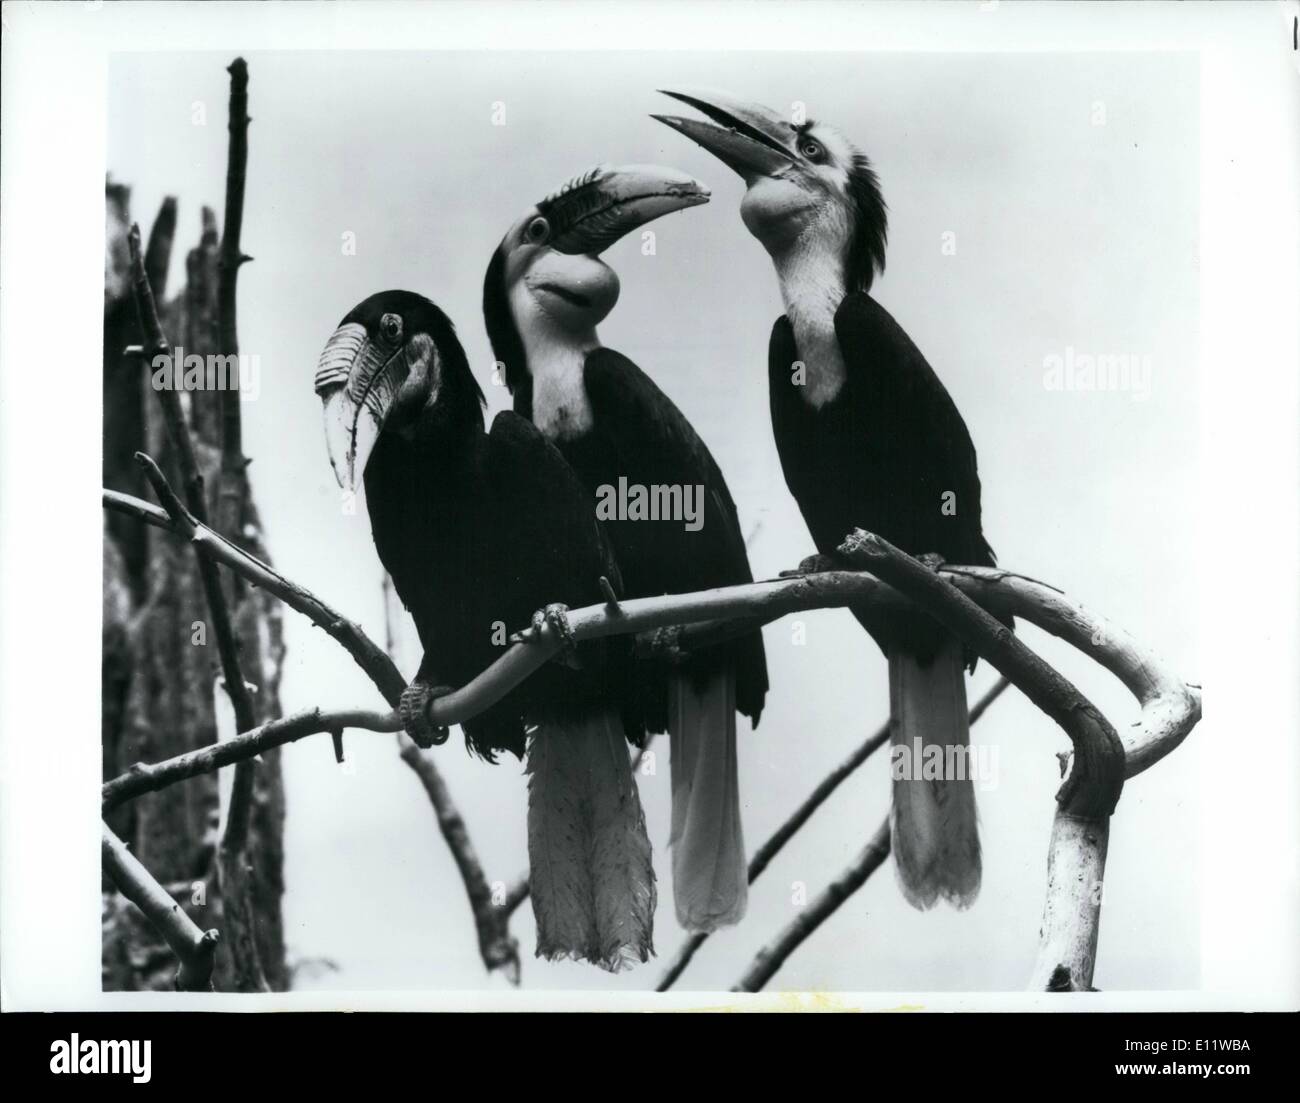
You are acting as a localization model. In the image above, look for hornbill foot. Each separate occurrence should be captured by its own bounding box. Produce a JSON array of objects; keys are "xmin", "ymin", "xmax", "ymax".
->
[
  {"xmin": 513, "ymin": 604, "xmax": 581, "ymax": 668},
  {"xmin": 916, "ymin": 552, "xmax": 947, "ymax": 572},
  {"xmin": 780, "ymin": 552, "xmax": 847, "ymax": 577},
  {"xmin": 539, "ymin": 603, "xmax": 574, "ymax": 645},
  {"xmin": 399, "ymin": 682, "xmax": 453, "ymax": 749}
]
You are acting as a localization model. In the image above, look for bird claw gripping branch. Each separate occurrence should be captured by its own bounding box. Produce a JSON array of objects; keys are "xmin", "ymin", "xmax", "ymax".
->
[
  {"xmin": 512, "ymin": 603, "xmax": 578, "ymax": 653},
  {"xmin": 399, "ymin": 682, "xmax": 453, "ymax": 749},
  {"xmin": 535, "ymin": 603, "xmax": 582, "ymax": 669}
]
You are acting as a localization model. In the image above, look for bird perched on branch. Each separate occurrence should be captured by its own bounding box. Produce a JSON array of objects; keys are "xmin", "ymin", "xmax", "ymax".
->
[
  {"xmin": 483, "ymin": 164, "xmax": 768, "ymax": 933},
  {"xmin": 315, "ymin": 290, "xmax": 654, "ymax": 969},
  {"xmin": 657, "ymin": 91, "xmax": 999, "ymax": 910}
]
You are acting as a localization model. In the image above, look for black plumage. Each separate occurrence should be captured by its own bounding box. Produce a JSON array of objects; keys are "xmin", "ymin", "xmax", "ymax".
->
[
  {"xmin": 769, "ymin": 291, "xmax": 997, "ymax": 664},
  {"xmin": 342, "ymin": 293, "xmax": 637, "ymax": 760},
  {"xmin": 551, "ymin": 349, "xmax": 768, "ymax": 728},
  {"xmin": 652, "ymin": 87, "xmax": 993, "ymax": 907}
]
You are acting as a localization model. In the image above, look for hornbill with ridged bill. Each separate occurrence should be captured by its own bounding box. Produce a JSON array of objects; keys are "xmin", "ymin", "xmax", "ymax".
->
[
  {"xmin": 316, "ymin": 290, "xmax": 654, "ymax": 969},
  {"xmin": 656, "ymin": 90, "xmax": 1001, "ymax": 910},
  {"xmin": 483, "ymin": 164, "xmax": 769, "ymax": 932}
]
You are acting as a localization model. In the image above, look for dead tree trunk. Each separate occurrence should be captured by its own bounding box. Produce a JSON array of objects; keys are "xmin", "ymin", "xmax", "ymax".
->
[{"xmin": 101, "ymin": 182, "xmax": 287, "ymax": 991}]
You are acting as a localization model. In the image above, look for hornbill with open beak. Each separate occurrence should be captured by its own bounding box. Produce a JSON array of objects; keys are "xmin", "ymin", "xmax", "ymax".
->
[
  {"xmin": 316, "ymin": 290, "xmax": 654, "ymax": 969},
  {"xmin": 483, "ymin": 165, "xmax": 769, "ymax": 932},
  {"xmin": 656, "ymin": 91, "xmax": 998, "ymax": 910}
]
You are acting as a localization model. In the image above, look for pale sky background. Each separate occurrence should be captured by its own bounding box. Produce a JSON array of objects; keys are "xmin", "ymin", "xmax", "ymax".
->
[{"xmin": 109, "ymin": 48, "xmax": 1200, "ymax": 992}]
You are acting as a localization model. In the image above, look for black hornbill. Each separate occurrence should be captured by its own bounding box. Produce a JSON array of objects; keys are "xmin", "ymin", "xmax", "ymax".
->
[
  {"xmin": 316, "ymin": 290, "xmax": 654, "ymax": 969},
  {"xmin": 483, "ymin": 164, "xmax": 769, "ymax": 932},
  {"xmin": 656, "ymin": 90, "xmax": 997, "ymax": 909}
]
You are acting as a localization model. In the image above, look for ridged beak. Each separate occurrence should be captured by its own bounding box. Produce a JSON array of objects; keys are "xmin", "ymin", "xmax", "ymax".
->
[
  {"xmin": 315, "ymin": 322, "xmax": 404, "ymax": 491},
  {"xmin": 543, "ymin": 163, "xmax": 710, "ymax": 255},
  {"xmin": 653, "ymin": 88, "xmax": 799, "ymax": 181}
]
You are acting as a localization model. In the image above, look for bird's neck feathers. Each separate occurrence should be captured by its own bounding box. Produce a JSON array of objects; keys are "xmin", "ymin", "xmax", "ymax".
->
[
  {"xmin": 770, "ymin": 211, "xmax": 851, "ymax": 408},
  {"xmin": 508, "ymin": 279, "xmax": 599, "ymax": 441},
  {"xmin": 381, "ymin": 368, "xmax": 486, "ymax": 487}
]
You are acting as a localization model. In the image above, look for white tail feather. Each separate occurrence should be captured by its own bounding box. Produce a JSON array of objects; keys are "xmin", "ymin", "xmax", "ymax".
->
[
  {"xmin": 889, "ymin": 641, "xmax": 981, "ymax": 910},
  {"xmin": 527, "ymin": 710, "xmax": 655, "ymax": 971},
  {"xmin": 668, "ymin": 668, "xmax": 748, "ymax": 932}
]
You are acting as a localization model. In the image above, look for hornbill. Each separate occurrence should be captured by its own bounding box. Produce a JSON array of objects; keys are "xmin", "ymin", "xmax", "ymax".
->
[
  {"xmin": 656, "ymin": 91, "xmax": 998, "ymax": 909},
  {"xmin": 483, "ymin": 164, "xmax": 769, "ymax": 932},
  {"xmin": 316, "ymin": 290, "xmax": 654, "ymax": 969}
]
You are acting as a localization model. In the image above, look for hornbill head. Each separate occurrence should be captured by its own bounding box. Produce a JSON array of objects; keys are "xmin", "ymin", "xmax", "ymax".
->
[
  {"xmin": 483, "ymin": 164, "xmax": 709, "ymax": 394},
  {"xmin": 654, "ymin": 89, "xmax": 887, "ymax": 291},
  {"xmin": 316, "ymin": 290, "xmax": 482, "ymax": 490}
]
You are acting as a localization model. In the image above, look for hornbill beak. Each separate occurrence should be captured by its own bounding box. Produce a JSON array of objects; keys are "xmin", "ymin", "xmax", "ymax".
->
[
  {"xmin": 315, "ymin": 322, "xmax": 403, "ymax": 492},
  {"xmin": 543, "ymin": 163, "xmax": 710, "ymax": 255},
  {"xmin": 653, "ymin": 88, "xmax": 799, "ymax": 181}
]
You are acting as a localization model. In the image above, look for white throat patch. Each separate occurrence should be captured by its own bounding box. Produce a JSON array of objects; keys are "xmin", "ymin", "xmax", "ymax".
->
[
  {"xmin": 773, "ymin": 209, "xmax": 850, "ymax": 408},
  {"xmin": 509, "ymin": 279, "xmax": 597, "ymax": 439}
]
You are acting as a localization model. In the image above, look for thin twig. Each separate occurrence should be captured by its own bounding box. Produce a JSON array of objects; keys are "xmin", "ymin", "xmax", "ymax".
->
[
  {"xmin": 732, "ymin": 819, "xmax": 892, "ymax": 993},
  {"xmin": 397, "ymin": 737, "xmax": 520, "ymax": 981},
  {"xmin": 655, "ymin": 677, "xmax": 1011, "ymax": 991},
  {"xmin": 216, "ymin": 57, "xmax": 252, "ymax": 541},
  {"xmin": 103, "ymin": 707, "xmax": 398, "ymax": 810},
  {"xmin": 105, "ymin": 487, "xmax": 405, "ymax": 702},
  {"xmin": 379, "ymin": 572, "xmax": 520, "ymax": 981},
  {"xmin": 102, "ymin": 822, "xmax": 219, "ymax": 991}
]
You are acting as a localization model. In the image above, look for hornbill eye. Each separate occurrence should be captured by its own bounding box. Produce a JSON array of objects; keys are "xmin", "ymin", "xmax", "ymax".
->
[
  {"xmin": 526, "ymin": 216, "xmax": 551, "ymax": 244},
  {"xmin": 800, "ymin": 139, "xmax": 825, "ymax": 162},
  {"xmin": 379, "ymin": 313, "xmax": 403, "ymax": 343}
]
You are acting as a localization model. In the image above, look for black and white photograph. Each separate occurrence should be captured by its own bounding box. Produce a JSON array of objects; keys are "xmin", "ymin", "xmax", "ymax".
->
[{"xmin": 1, "ymin": 0, "xmax": 1297, "ymax": 1076}]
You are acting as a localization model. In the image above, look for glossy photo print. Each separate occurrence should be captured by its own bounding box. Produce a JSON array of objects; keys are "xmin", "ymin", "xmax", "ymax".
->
[
  {"xmin": 100, "ymin": 46, "xmax": 1201, "ymax": 994},
  {"xmin": 2, "ymin": 2, "xmax": 1297, "ymax": 1068}
]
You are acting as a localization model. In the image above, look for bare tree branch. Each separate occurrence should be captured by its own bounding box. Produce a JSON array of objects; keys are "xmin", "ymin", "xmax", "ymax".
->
[
  {"xmin": 143, "ymin": 196, "xmax": 177, "ymax": 300},
  {"xmin": 128, "ymin": 222, "xmax": 265, "ymax": 988},
  {"xmin": 733, "ymin": 819, "xmax": 892, "ymax": 994},
  {"xmin": 396, "ymin": 736, "xmax": 520, "ymax": 982},
  {"xmin": 106, "ymin": 487, "xmax": 406, "ymax": 702},
  {"xmin": 133, "ymin": 451, "xmax": 258, "ymax": 852},
  {"xmin": 723, "ymin": 531, "xmax": 1200, "ymax": 993},
  {"xmin": 216, "ymin": 57, "xmax": 251, "ymax": 542},
  {"xmin": 106, "ymin": 481, "xmax": 516, "ymax": 981},
  {"xmin": 656, "ymin": 677, "xmax": 1011, "ymax": 991},
  {"xmin": 103, "ymin": 481, "xmax": 1201, "ymax": 991},
  {"xmin": 127, "ymin": 223, "xmax": 208, "ymax": 522},
  {"xmin": 103, "ymin": 707, "xmax": 398, "ymax": 810},
  {"xmin": 839, "ymin": 530, "xmax": 1127, "ymax": 820},
  {"xmin": 379, "ymin": 573, "xmax": 520, "ymax": 981},
  {"xmin": 102, "ymin": 822, "xmax": 219, "ymax": 991}
]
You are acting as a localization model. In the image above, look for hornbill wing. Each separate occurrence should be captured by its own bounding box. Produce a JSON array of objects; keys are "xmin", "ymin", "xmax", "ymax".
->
[
  {"xmin": 483, "ymin": 411, "xmax": 643, "ymax": 743},
  {"xmin": 484, "ymin": 411, "xmax": 624, "ymax": 603},
  {"xmin": 582, "ymin": 348, "xmax": 769, "ymax": 722},
  {"xmin": 486, "ymin": 413, "xmax": 654, "ymax": 961},
  {"xmin": 831, "ymin": 292, "xmax": 996, "ymax": 570},
  {"xmin": 769, "ymin": 293, "xmax": 994, "ymax": 571}
]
